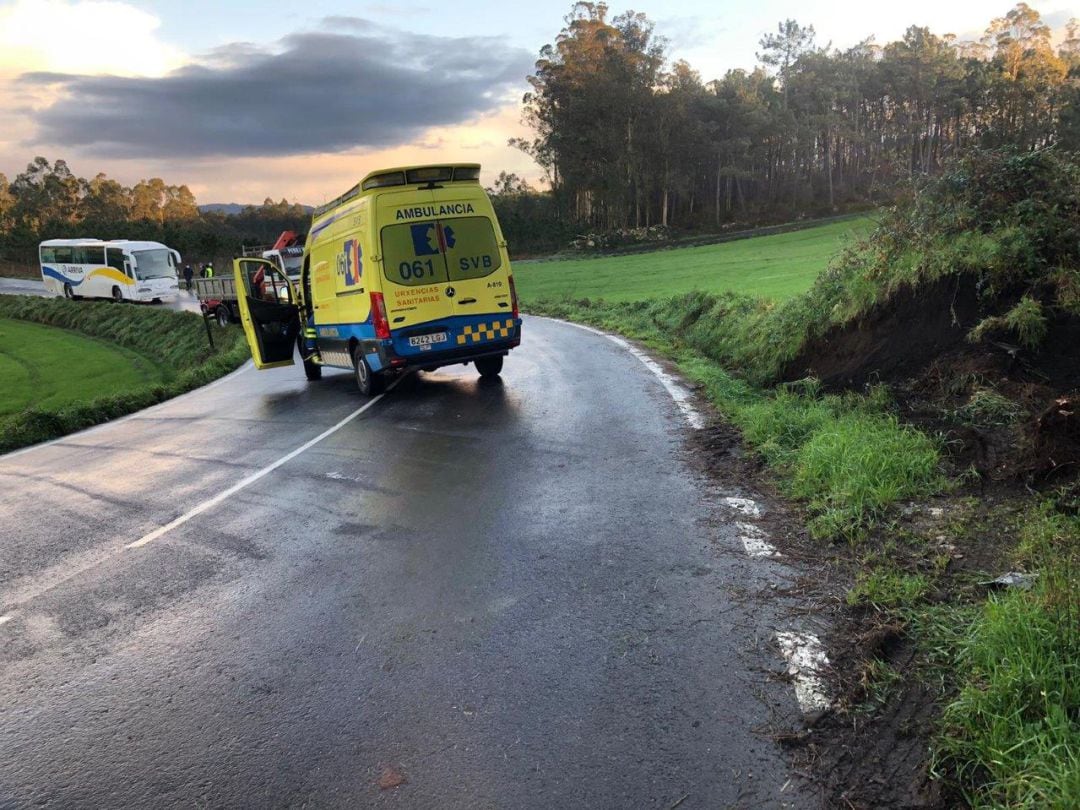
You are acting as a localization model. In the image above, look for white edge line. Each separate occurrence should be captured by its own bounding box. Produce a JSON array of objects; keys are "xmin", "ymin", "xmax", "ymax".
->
[
  {"xmin": 734, "ymin": 521, "xmax": 779, "ymax": 558},
  {"xmin": 722, "ymin": 496, "xmax": 763, "ymax": 518},
  {"xmin": 0, "ymin": 361, "xmax": 254, "ymax": 463},
  {"xmin": 126, "ymin": 375, "xmax": 403, "ymax": 549},
  {"xmin": 0, "ymin": 615, "xmax": 13, "ymax": 626},
  {"xmin": 540, "ymin": 316, "xmax": 704, "ymax": 429},
  {"xmin": 776, "ymin": 631, "xmax": 831, "ymax": 714}
]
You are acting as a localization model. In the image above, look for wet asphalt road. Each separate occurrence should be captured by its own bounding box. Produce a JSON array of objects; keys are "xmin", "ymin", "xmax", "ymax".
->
[{"xmin": 0, "ymin": 316, "xmax": 807, "ymax": 808}]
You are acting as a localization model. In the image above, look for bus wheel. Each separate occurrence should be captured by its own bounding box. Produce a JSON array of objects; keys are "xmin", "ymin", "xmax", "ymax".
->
[
  {"xmin": 215, "ymin": 305, "xmax": 231, "ymax": 327},
  {"xmin": 63, "ymin": 283, "xmax": 74, "ymax": 300},
  {"xmin": 475, "ymin": 355, "xmax": 504, "ymax": 378},
  {"xmin": 351, "ymin": 345, "xmax": 384, "ymax": 396},
  {"xmin": 112, "ymin": 286, "xmax": 124, "ymax": 303}
]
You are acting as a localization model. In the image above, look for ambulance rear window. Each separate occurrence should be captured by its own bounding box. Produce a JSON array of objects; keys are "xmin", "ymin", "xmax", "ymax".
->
[
  {"xmin": 381, "ymin": 222, "xmax": 451, "ymax": 286},
  {"xmin": 381, "ymin": 217, "xmax": 503, "ymax": 287},
  {"xmin": 444, "ymin": 217, "xmax": 502, "ymax": 281}
]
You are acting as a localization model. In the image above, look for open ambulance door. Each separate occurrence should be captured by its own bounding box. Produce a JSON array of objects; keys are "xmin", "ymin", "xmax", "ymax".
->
[{"xmin": 233, "ymin": 257, "xmax": 300, "ymax": 369}]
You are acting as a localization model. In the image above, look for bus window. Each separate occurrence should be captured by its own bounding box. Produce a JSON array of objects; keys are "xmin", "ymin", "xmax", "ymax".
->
[
  {"xmin": 131, "ymin": 249, "xmax": 176, "ymax": 280},
  {"xmin": 54, "ymin": 246, "xmax": 73, "ymax": 264},
  {"xmin": 79, "ymin": 246, "xmax": 104, "ymax": 265},
  {"xmin": 106, "ymin": 248, "xmax": 125, "ymax": 272},
  {"xmin": 40, "ymin": 247, "xmax": 55, "ymax": 264}
]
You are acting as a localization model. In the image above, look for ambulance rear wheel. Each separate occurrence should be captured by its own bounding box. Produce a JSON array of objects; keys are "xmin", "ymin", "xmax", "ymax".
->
[
  {"xmin": 475, "ymin": 355, "xmax": 503, "ymax": 378},
  {"xmin": 351, "ymin": 346, "xmax": 385, "ymax": 396}
]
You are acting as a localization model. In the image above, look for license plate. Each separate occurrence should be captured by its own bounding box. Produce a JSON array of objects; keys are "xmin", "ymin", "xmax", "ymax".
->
[{"xmin": 407, "ymin": 332, "xmax": 448, "ymax": 347}]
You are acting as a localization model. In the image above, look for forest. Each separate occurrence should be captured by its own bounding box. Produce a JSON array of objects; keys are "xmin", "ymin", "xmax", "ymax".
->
[
  {"xmin": 515, "ymin": 2, "xmax": 1080, "ymax": 232},
  {"xmin": 2, "ymin": 2, "xmax": 1078, "ymax": 261},
  {"xmin": 0, "ymin": 157, "xmax": 309, "ymax": 271}
]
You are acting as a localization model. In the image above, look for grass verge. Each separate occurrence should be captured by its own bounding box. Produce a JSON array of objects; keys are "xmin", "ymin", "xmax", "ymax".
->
[
  {"xmin": 0, "ymin": 296, "xmax": 249, "ymax": 453},
  {"xmin": 0, "ymin": 318, "xmax": 168, "ymax": 416},
  {"xmin": 926, "ymin": 502, "xmax": 1080, "ymax": 808}
]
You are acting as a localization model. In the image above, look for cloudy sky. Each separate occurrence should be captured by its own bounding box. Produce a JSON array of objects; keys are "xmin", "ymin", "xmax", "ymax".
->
[{"xmin": 1, "ymin": 0, "xmax": 1077, "ymax": 205}]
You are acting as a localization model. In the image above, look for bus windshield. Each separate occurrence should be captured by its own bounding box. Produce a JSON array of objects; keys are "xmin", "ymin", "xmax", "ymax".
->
[{"xmin": 132, "ymin": 249, "xmax": 176, "ymax": 280}]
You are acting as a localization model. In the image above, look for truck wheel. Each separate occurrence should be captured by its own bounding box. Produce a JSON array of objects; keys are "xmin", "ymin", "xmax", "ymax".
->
[
  {"xmin": 215, "ymin": 305, "xmax": 231, "ymax": 327},
  {"xmin": 475, "ymin": 355, "xmax": 504, "ymax": 378},
  {"xmin": 351, "ymin": 345, "xmax": 384, "ymax": 396},
  {"xmin": 112, "ymin": 286, "xmax": 124, "ymax": 303}
]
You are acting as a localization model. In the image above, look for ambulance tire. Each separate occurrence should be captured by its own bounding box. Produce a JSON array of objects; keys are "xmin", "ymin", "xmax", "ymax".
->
[
  {"xmin": 300, "ymin": 337, "xmax": 322, "ymax": 381},
  {"xmin": 351, "ymin": 345, "xmax": 385, "ymax": 396},
  {"xmin": 475, "ymin": 355, "xmax": 503, "ymax": 379}
]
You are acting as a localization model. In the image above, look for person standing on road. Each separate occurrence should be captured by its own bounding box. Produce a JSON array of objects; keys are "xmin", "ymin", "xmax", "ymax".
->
[
  {"xmin": 183, "ymin": 264, "xmax": 194, "ymax": 290},
  {"xmin": 204, "ymin": 261, "xmax": 214, "ymax": 279}
]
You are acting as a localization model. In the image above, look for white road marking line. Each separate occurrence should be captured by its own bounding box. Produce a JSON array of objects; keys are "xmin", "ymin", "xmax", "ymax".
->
[
  {"xmin": 721, "ymin": 496, "xmax": 762, "ymax": 517},
  {"xmin": 325, "ymin": 471, "xmax": 365, "ymax": 483},
  {"xmin": 776, "ymin": 631, "xmax": 831, "ymax": 714},
  {"xmin": 735, "ymin": 521, "xmax": 779, "ymax": 558},
  {"xmin": 543, "ymin": 317, "xmax": 704, "ymax": 429},
  {"xmin": 0, "ymin": 361, "xmax": 253, "ymax": 463},
  {"xmin": 0, "ymin": 615, "xmax": 13, "ymax": 626},
  {"xmin": 126, "ymin": 376, "xmax": 404, "ymax": 549}
]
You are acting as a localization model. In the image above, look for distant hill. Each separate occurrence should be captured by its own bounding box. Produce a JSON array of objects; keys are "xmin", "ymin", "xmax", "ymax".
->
[{"xmin": 199, "ymin": 203, "xmax": 314, "ymax": 215}]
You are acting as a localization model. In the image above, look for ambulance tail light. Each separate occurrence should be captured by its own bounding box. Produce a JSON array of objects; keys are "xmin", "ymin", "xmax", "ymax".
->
[
  {"xmin": 508, "ymin": 275, "xmax": 519, "ymax": 319},
  {"xmin": 371, "ymin": 292, "xmax": 391, "ymax": 339}
]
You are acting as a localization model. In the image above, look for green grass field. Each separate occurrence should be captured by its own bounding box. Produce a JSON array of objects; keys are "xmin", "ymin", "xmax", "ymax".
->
[
  {"xmin": 0, "ymin": 318, "xmax": 167, "ymax": 419},
  {"xmin": 514, "ymin": 217, "xmax": 874, "ymax": 303}
]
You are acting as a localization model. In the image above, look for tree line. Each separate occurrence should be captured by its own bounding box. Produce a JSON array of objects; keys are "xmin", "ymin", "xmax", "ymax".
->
[
  {"xmin": 0, "ymin": 157, "xmax": 309, "ymax": 269},
  {"xmin": 515, "ymin": 2, "xmax": 1080, "ymax": 232},
  {"xmin": 5, "ymin": 2, "xmax": 1075, "ymax": 263}
]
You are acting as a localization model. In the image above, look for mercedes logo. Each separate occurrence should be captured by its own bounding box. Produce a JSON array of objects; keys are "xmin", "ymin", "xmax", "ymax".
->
[{"xmin": 445, "ymin": 286, "xmax": 456, "ymax": 298}]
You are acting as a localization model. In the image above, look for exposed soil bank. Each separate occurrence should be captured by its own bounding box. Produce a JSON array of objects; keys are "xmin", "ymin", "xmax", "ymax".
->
[{"xmin": 784, "ymin": 274, "xmax": 1080, "ymax": 483}]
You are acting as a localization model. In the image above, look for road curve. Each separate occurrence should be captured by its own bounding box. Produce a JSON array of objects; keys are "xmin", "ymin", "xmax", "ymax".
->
[{"xmin": 0, "ymin": 315, "xmax": 809, "ymax": 808}]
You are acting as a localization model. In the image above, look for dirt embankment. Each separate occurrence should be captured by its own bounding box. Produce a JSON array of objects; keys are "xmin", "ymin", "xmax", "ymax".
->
[
  {"xmin": 772, "ymin": 273, "xmax": 1079, "ymax": 808},
  {"xmin": 783, "ymin": 274, "xmax": 1080, "ymax": 483}
]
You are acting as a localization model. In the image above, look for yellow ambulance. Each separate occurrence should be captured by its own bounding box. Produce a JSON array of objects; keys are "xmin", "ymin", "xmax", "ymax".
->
[{"xmin": 232, "ymin": 164, "xmax": 522, "ymax": 395}]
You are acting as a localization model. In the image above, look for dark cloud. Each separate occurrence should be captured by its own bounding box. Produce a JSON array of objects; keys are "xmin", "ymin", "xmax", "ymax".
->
[{"xmin": 20, "ymin": 21, "xmax": 532, "ymax": 158}]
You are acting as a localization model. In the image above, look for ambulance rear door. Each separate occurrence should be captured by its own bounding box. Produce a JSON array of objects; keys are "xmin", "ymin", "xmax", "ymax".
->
[
  {"xmin": 439, "ymin": 213, "xmax": 512, "ymax": 320},
  {"xmin": 376, "ymin": 190, "xmax": 456, "ymax": 334}
]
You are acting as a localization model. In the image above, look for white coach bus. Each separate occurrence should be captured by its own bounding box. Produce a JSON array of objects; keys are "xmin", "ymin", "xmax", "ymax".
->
[{"xmin": 39, "ymin": 239, "xmax": 181, "ymax": 302}]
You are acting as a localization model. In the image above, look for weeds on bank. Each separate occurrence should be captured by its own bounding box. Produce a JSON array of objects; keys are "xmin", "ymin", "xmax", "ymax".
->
[
  {"xmin": 0, "ymin": 296, "xmax": 249, "ymax": 453},
  {"xmin": 937, "ymin": 567, "xmax": 1079, "ymax": 807},
  {"xmin": 895, "ymin": 499, "xmax": 1080, "ymax": 810},
  {"xmin": 847, "ymin": 569, "xmax": 931, "ymax": 610}
]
